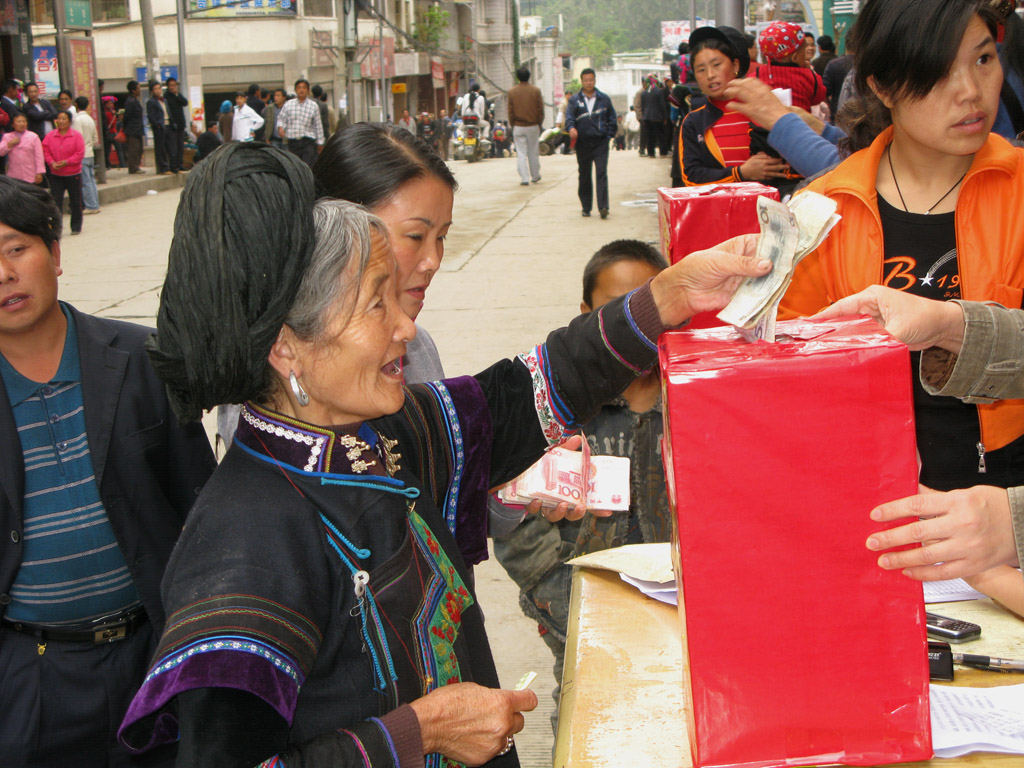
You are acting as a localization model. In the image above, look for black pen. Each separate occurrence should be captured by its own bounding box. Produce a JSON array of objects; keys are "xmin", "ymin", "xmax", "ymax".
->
[{"xmin": 953, "ymin": 653, "xmax": 1024, "ymax": 672}]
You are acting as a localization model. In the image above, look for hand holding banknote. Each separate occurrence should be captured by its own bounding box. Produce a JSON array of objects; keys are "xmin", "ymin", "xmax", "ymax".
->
[
  {"xmin": 505, "ymin": 436, "xmax": 597, "ymax": 522},
  {"xmin": 650, "ymin": 234, "xmax": 772, "ymax": 325},
  {"xmin": 717, "ymin": 192, "xmax": 841, "ymax": 339},
  {"xmin": 498, "ymin": 435, "xmax": 625, "ymax": 519}
]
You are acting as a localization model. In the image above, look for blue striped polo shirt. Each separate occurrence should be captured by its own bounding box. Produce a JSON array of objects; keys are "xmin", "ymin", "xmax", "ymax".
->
[{"xmin": 0, "ymin": 304, "xmax": 140, "ymax": 626}]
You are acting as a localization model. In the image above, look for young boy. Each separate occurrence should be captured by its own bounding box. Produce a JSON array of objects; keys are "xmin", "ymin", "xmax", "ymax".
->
[
  {"xmin": 756, "ymin": 21, "xmax": 827, "ymax": 111},
  {"xmin": 493, "ymin": 239, "xmax": 672, "ymax": 732}
]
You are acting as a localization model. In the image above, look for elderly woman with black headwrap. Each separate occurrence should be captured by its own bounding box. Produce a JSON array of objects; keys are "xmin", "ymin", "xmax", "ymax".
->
[{"xmin": 116, "ymin": 142, "xmax": 770, "ymax": 768}]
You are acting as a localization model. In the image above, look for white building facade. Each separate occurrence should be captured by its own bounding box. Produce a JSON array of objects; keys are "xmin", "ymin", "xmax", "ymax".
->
[{"xmin": 29, "ymin": 0, "xmax": 564, "ymax": 133}]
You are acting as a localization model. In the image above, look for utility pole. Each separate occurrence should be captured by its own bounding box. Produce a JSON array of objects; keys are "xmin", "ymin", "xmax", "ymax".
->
[
  {"xmin": 139, "ymin": 0, "xmax": 160, "ymax": 83},
  {"xmin": 715, "ymin": 0, "xmax": 744, "ymax": 29},
  {"xmin": 378, "ymin": 0, "xmax": 386, "ymax": 120},
  {"xmin": 337, "ymin": 0, "xmax": 355, "ymax": 130},
  {"xmin": 474, "ymin": 3, "xmax": 480, "ymax": 79},
  {"xmin": 176, "ymin": 0, "xmax": 188, "ymax": 92},
  {"xmin": 52, "ymin": 0, "xmax": 71, "ymax": 89}
]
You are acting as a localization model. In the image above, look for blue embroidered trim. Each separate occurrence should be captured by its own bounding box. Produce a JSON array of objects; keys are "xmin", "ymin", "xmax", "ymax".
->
[
  {"xmin": 145, "ymin": 635, "xmax": 303, "ymax": 686},
  {"xmin": 517, "ymin": 349, "xmax": 574, "ymax": 445},
  {"xmin": 537, "ymin": 345, "xmax": 575, "ymax": 427},
  {"xmin": 235, "ymin": 439, "xmax": 409, "ymax": 489},
  {"xmin": 319, "ymin": 514, "xmax": 371, "ymax": 559},
  {"xmin": 424, "ymin": 382, "xmax": 463, "ymax": 536},
  {"xmin": 408, "ymin": 520, "xmax": 446, "ymax": 694},
  {"xmin": 357, "ymin": 422, "xmax": 379, "ymax": 448},
  {"xmin": 320, "ymin": 518, "xmax": 398, "ymax": 692},
  {"xmin": 336, "ymin": 730, "xmax": 372, "ymax": 767},
  {"xmin": 597, "ymin": 309, "xmax": 644, "ymax": 374},
  {"xmin": 624, "ymin": 287, "xmax": 659, "ymax": 352},
  {"xmin": 369, "ymin": 717, "xmax": 400, "ymax": 765},
  {"xmin": 321, "ymin": 477, "xmax": 420, "ymax": 498}
]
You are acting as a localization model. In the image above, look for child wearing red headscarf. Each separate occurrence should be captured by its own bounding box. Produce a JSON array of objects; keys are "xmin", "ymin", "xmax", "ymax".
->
[{"xmin": 756, "ymin": 22, "xmax": 826, "ymax": 111}]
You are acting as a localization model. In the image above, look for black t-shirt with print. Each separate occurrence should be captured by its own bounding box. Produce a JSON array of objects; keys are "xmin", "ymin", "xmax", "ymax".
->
[{"xmin": 878, "ymin": 195, "xmax": 1024, "ymax": 491}]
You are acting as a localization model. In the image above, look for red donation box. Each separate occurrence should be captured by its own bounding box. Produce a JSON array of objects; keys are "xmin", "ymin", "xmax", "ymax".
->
[
  {"xmin": 659, "ymin": 317, "xmax": 932, "ymax": 768},
  {"xmin": 658, "ymin": 183, "xmax": 779, "ymax": 265}
]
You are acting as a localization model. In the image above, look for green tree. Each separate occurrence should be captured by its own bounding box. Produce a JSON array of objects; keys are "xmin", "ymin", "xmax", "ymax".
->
[
  {"xmin": 534, "ymin": 0, "xmax": 719, "ymax": 53},
  {"xmin": 415, "ymin": 5, "xmax": 451, "ymax": 49},
  {"xmin": 571, "ymin": 30, "xmax": 613, "ymax": 67}
]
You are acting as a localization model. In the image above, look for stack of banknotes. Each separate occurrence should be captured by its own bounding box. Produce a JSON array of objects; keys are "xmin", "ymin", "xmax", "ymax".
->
[
  {"xmin": 497, "ymin": 446, "xmax": 631, "ymax": 512},
  {"xmin": 717, "ymin": 192, "xmax": 840, "ymax": 341}
]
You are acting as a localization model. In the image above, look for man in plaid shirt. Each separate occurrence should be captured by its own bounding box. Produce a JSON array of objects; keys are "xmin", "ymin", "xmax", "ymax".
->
[{"xmin": 275, "ymin": 78, "xmax": 325, "ymax": 167}]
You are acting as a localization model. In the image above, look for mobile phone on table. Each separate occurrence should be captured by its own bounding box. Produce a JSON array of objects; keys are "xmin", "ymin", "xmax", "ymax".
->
[{"xmin": 926, "ymin": 612, "xmax": 981, "ymax": 643}]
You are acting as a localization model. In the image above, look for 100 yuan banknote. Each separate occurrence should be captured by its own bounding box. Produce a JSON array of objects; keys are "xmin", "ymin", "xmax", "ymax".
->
[{"xmin": 498, "ymin": 447, "xmax": 631, "ymax": 511}]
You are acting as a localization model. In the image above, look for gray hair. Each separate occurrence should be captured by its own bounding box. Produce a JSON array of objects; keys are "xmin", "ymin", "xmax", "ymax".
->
[{"xmin": 284, "ymin": 198, "xmax": 391, "ymax": 342}]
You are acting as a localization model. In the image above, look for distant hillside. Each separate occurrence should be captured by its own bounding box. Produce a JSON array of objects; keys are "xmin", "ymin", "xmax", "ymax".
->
[{"xmin": 532, "ymin": 0, "xmax": 718, "ymax": 55}]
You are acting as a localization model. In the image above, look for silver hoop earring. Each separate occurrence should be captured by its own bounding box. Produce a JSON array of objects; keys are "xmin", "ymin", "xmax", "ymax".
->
[{"xmin": 289, "ymin": 370, "xmax": 309, "ymax": 407}]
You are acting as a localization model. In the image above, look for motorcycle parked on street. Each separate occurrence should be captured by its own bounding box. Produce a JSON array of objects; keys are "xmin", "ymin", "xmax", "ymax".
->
[
  {"xmin": 539, "ymin": 126, "xmax": 569, "ymax": 155},
  {"xmin": 454, "ymin": 115, "xmax": 491, "ymax": 162}
]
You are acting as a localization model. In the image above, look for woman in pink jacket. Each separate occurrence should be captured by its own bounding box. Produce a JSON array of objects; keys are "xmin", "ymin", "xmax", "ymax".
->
[
  {"xmin": 42, "ymin": 109, "xmax": 85, "ymax": 234},
  {"xmin": 0, "ymin": 113, "xmax": 44, "ymax": 185}
]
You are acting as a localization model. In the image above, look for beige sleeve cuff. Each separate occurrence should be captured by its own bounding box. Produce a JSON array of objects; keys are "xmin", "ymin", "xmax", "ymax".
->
[
  {"xmin": 921, "ymin": 301, "xmax": 1024, "ymax": 402},
  {"xmin": 1009, "ymin": 486, "xmax": 1024, "ymax": 570}
]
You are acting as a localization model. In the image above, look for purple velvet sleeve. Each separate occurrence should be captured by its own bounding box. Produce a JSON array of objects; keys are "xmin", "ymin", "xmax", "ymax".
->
[
  {"xmin": 432, "ymin": 376, "xmax": 493, "ymax": 567},
  {"xmin": 119, "ymin": 648, "xmax": 303, "ymax": 753}
]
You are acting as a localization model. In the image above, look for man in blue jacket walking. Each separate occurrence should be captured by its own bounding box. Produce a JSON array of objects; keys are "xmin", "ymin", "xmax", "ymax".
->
[{"xmin": 566, "ymin": 68, "xmax": 617, "ymax": 219}]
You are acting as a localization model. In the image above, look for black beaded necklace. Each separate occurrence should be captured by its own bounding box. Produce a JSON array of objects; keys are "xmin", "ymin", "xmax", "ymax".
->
[{"xmin": 887, "ymin": 144, "xmax": 969, "ymax": 215}]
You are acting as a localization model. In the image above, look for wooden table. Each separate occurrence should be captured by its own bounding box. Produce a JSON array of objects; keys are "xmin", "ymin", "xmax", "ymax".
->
[{"xmin": 553, "ymin": 567, "xmax": 1024, "ymax": 768}]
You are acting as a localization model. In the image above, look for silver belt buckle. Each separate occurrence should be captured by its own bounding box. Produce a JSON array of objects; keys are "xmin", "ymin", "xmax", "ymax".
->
[{"xmin": 94, "ymin": 621, "xmax": 128, "ymax": 643}]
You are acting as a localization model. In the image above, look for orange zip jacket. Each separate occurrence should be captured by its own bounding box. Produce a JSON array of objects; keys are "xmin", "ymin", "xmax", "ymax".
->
[{"xmin": 780, "ymin": 127, "xmax": 1024, "ymax": 451}]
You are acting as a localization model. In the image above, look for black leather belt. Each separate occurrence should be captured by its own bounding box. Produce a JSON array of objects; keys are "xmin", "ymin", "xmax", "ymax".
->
[{"xmin": 3, "ymin": 606, "xmax": 148, "ymax": 644}]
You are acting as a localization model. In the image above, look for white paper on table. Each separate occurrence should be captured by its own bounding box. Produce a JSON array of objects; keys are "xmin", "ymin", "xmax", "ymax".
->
[
  {"xmin": 930, "ymin": 683, "xmax": 1024, "ymax": 757},
  {"xmin": 567, "ymin": 542, "xmax": 673, "ymax": 584},
  {"xmin": 924, "ymin": 578, "xmax": 987, "ymax": 604},
  {"xmin": 620, "ymin": 573, "xmax": 678, "ymax": 605}
]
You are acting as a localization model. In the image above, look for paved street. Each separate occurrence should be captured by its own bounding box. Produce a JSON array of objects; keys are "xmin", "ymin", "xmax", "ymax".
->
[{"xmin": 60, "ymin": 146, "xmax": 674, "ymax": 767}]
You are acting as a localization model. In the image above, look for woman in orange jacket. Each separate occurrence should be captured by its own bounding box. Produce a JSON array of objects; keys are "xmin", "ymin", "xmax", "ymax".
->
[{"xmin": 781, "ymin": 0, "xmax": 1024, "ymax": 493}]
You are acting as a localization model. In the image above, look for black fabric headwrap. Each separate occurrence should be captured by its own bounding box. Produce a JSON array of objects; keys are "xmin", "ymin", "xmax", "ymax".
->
[{"xmin": 146, "ymin": 142, "xmax": 316, "ymax": 423}]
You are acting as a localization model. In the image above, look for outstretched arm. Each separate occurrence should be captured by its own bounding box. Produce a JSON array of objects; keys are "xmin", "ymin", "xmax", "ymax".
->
[{"xmin": 812, "ymin": 285, "xmax": 966, "ymax": 352}]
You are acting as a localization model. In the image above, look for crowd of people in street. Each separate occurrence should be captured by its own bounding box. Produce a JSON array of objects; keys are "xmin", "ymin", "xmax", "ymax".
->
[
  {"xmin": 0, "ymin": 80, "xmax": 122, "ymax": 234},
  {"xmin": 0, "ymin": 76, "xmax": 189, "ymax": 233},
  {"xmin": 391, "ymin": 97, "xmax": 518, "ymax": 163},
  {"xmin": 5, "ymin": 2, "xmax": 1024, "ymax": 767},
  {"xmin": 0, "ymin": 75, "xmax": 350, "ymax": 237},
  {"xmin": 207, "ymin": 79, "xmax": 338, "ymax": 167}
]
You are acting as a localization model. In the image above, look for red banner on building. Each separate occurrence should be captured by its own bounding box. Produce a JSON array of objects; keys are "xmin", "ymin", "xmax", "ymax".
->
[
  {"xmin": 552, "ymin": 56, "xmax": 564, "ymax": 103},
  {"xmin": 358, "ymin": 37, "xmax": 396, "ymax": 79},
  {"xmin": 68, "ymin": 37, "xmax": 100, "ymax": 124}
]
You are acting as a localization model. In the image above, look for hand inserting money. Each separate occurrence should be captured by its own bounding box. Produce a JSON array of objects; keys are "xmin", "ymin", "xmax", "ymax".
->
[{"xmin": 717, "ymin": 193, "xmax": 840, "ymax": 340}]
